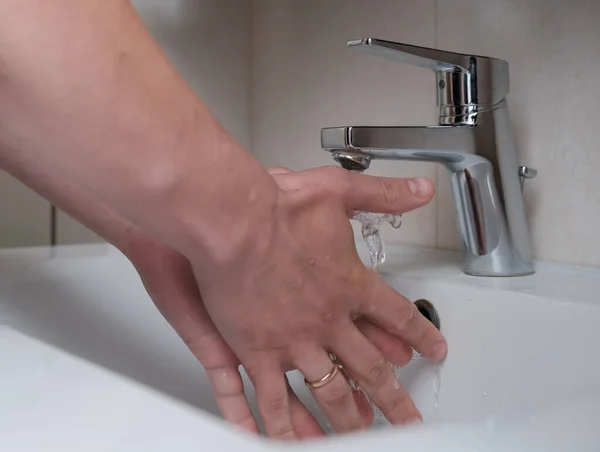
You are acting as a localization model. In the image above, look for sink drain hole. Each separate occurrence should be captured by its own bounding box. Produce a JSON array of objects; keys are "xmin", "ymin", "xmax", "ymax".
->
[{"xmin": 414, "ymin": 299, "xmax": 440, "ymax": 330}]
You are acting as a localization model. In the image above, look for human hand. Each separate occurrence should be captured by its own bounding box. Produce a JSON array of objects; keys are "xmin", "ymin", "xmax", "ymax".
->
[
  {"xmin": 125, "ymin": 228, "xmax": 417, "ymax": 439},
  {"xmin": 191, "ymin": 166, "xmax": 448, "ymax": 439}
]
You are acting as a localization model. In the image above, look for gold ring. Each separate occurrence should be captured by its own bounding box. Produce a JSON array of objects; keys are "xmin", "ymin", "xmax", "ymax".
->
[{"xmin": 304, "ymin": 365, "xmax": 339, "ymax": 389}]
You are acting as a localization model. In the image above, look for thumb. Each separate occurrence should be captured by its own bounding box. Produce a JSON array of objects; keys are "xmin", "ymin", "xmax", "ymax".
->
[{"xmin": 343, "ymin": 172, "xmax": 435, "ymax": 214}]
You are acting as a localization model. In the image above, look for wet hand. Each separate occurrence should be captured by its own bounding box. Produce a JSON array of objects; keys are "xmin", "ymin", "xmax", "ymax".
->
[
  {"xmin": 125, "ymin": 229, "xmax": 416, "ymax": 438},
  {"xmin": 192, "ymin": 166, "xmax": 448, "ymax": 439}
]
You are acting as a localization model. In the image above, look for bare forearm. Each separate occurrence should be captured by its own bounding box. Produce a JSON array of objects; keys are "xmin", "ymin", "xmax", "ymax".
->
[{"xmin": 0, "ymin": 0, "xmax": 275, "ymax": 261}]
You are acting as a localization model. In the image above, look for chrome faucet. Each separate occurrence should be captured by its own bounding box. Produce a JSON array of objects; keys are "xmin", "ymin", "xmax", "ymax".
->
[{"xmin": 321, "ymin": 38, "xmax": 537, "ymax": 277}]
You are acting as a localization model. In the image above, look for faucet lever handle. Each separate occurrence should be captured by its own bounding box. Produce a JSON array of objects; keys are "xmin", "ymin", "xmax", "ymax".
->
[
  {"xmin": 348, "ymin": 38, "xmax": 470, "ymax": 73},
  {"xmin": 347, "ymin": 38, "xmax": 509, "ymax": 109}
]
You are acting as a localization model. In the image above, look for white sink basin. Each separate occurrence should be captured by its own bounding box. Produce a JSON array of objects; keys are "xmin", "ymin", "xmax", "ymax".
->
[{"xmin": 1, "ymin": 244, "xmax": 599, "ymax": 451}]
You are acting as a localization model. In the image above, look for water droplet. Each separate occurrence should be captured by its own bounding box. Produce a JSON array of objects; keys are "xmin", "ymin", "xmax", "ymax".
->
[
  {"xmin": 390, "ymin": 215, "xmax": 403, "ymax": 229},
  {"xmin": 483, "ymin": 388, "xmax": 490, "ymax": 397}
]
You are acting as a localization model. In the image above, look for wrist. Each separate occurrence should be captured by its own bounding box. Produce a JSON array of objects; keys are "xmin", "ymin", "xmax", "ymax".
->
[{"xmin": 153, "ymin": 127, "xmax": 279, "ymax": 266}]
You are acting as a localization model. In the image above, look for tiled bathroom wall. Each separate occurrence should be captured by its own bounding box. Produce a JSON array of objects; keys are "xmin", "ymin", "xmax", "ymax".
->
[
  {"xmin": 251, "ymin": 0, "xmax": 600, "ymax": 267},
  {"xmin": 3, "ymin": 1, "xmax": 600, "ymax": 270}
]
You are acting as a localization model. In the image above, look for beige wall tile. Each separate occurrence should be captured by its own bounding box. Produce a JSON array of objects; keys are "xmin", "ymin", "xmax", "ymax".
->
[
  {"xmin": 132, "ymin": 0, "xmax": 251, "ymax": 147},
  {"xmin": 437, "ymin": 0, "xmax": 600, "ymax": 266},
  {"xmin": 0, "ymin": 173, "xmax": 50, "ymax": 248},
  {"xmin": 252, "ymin": 0, "xmax": 438, "ymax": 246},
  {"xmin": 56, "ymin": 211, "xmax": 103, "ymax": 246}
]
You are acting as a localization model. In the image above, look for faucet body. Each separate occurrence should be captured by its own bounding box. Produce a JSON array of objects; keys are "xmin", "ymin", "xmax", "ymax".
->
[{"xmin": 321, "ymin": 39, "xmax": 536, "ymax": 277}]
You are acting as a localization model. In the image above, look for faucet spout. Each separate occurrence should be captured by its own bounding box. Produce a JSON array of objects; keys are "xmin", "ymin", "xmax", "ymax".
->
[
  {"xmin": 323, "ymin": 125, "xmax": 477, "ymax": 169},
  {"xmin": 322, "ymin": 108, "xmax": 535, "ymax": 277}
]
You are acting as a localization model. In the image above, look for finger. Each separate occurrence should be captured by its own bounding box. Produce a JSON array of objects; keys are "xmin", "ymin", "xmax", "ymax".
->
[
  {"xmin": 328, "ymin": 354, "xmax": 375, "ymax": 426},
  {"xmin": 267, "ymin": 166, "xmax": 293, "ymax": 175},
  {"xmin": 134, "ymin": 247, "xmax": 260, "ymax": 433},
  {"xmin": 286, "ymin": 378, "xmax": 326, "ymax": 439},
  {"xmin": 354, "ymin": 388, "xmax": 375, "ymax": 426},
  {"xmin": 253, "ymin": 367, "xmax": 297, "ymax": 440},
  {"xmin": 332, "ymin": 327, "xmax": 422, "ymax": 425},
  {"xmin": 361, "ymin": 276, "xmax": 447, "ymax": 362},
  {"xmin": 294, "ymin": 348, "xmax": 366, "ymax": 433},
  {"xmin": 355, "ymin": 318, "xmax": 413, "ymax": 367},
  {"xmin": 343, "ymin": 171, "xmax": 435, "ymax": 214},
  {"xmin": 205, "ymin": 365, "xmax": 258, "ymax": 433},
  {"xmin": 280, "ymin": 166, "xmax": 433, "ymax": 214},
  {"xmin": 160, "ymin": 309, "xmax": 259, "ymax": 432}
]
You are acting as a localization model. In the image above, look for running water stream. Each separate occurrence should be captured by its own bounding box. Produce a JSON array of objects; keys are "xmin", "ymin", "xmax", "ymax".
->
[
  {"xmin": 352, "ymin": 211, "xmax": 442, "ymax": 421},
  {"xmin": 352, "ymin": 211, "xmax": 402, "ymax": 270}
]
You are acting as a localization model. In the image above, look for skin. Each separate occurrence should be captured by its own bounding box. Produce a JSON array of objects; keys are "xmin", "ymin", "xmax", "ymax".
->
[{"xmin": 0, "ymin": 0, "xmax": 447, "ymax": 439}]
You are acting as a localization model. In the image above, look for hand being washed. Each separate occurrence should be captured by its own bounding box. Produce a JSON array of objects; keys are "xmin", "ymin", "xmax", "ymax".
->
[
  {"xmin": 125, "ymin": 169, "xmax": 425, "ymax": 439},
  {"xmin": 191, "ymin": 166, "xmax": 447, "ymax": 439}
]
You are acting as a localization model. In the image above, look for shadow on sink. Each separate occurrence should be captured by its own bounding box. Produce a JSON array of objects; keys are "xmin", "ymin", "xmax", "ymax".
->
[{"xmin": 1, "ymin": 256, "xmax": 223, "ymax": 417}]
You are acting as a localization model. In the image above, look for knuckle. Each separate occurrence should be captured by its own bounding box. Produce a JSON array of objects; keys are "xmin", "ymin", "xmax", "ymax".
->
[
  {"xmin": 207, "ymin": 367, "xmax": 245, "ymax": 397},
  {"xmin": 319, "ymin": 303, "xmax": 341, "ymax": 326},
  {"xmin": 379, "ymin": 340, "xmax": 412, "ymax": 367},
  {"xmin": 358, "ymin": 357, "xmax": 389, "ymax": 387},
  {"xmin": 321, "ymin": 378, "xmax": 353, "ymax": 409},
  {"xmin": 261, "ymin": 393, "xmax": 288, "ymax": 416},
  {"xmin": 378, "ymin": 177, "xmax": 402, "ymax": 208},
  {"xmin": 395, "ymin": 347, "xmax": 414, "ymax": 367},
  {"xmin": 385, "ymin": 393, "xmax": 417, "ymax": 423},
  {"xmin": 398, "ymin": 304, "xmax": 418, "ymax": 331}
]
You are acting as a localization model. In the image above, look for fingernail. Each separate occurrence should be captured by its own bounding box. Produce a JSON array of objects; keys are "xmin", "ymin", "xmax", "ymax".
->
[
  {"xmin": 431, "ymin": 340, "xmax": 448, "ymax": 362},
  {"xmin": 404, "ymin": 416, "xmax": 423, "ymax": 426},
  {"xmin": 407, "ymin": 178, "xmax": 433, "ymax": 198}
]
